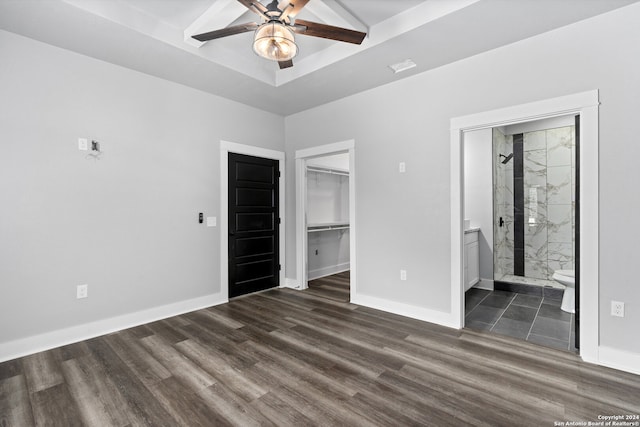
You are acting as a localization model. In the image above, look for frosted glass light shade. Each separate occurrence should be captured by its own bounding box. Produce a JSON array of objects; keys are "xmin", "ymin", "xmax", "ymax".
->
[{"xmin": 253, "ymin": 22, "xmax": 298, "ymax": 61}]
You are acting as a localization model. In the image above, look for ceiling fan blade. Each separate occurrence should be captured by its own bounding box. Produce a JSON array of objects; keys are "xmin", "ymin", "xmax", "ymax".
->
[
  {"xmin": 278, "ymin": 59, "xmax": 294, "ymax": 69},
  {"xmin": 279, "ymin": 0, "xmax": 311, "ymax": 22},
  {"xmin": 237, "ymin": 0, "xmax": 268, "ymax": 16},
  {"xmin": 192, "ymin": 22, "xmax": 259, "ymax": 42},
  {"xmin": 292, "ymin": 19, "xmax": 366, "ymax": 45}
]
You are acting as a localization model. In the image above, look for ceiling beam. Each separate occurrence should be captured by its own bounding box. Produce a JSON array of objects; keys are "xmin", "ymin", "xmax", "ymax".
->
[
  {"xmin": 183, "ymin": 0, "xmax": 249, "ymax": 48},
  {"xmin": 301, "ymin": 0, "xmax": 368, "ymax": 34}
]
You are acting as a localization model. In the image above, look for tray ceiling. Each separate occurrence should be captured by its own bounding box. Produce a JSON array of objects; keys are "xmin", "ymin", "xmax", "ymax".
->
[{"xmin": 0, "ymin": 0, "xmax": 637, "ymax": 115}]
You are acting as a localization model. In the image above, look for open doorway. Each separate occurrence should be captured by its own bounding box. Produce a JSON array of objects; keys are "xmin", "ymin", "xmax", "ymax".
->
[
  {"xmin": 450, "ymin": 90, "xmax": 599, "ymax": 364},
  {"xmin": 462, "ymin": 115, "xmax": 580, "ymax": 352},
  {"xmin": 305, "ymin": 153, "xmax": 351, "ymax": 302},
  {"xmin": 295, "ymin": 140, "xmax": 356, "ymax": 300}
]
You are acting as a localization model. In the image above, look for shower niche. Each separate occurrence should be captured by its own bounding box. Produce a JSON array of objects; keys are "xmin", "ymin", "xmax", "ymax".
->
[{"xmin": 493, "ymin": 117, "xmax": 576, "ymax": 288}]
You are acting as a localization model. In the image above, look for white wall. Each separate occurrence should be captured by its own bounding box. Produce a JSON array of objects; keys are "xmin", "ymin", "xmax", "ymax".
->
[
  {"xmin": 306, "ymin": 172, "xmax": 349, "ymax": 225},
  {"xmin": 463, "ymin": 128, "xmax": 493, "ymax": 286},
  {"xmin": 0, "ymin": 30, "xmax": 284, "ymax": 358},
  {"xmin": 307, "ymin": 229, "xmax": 350, "ymax": 280},
  {"xmin": 285, "ymin": 2, "xmax": 640, "ymax": 359}
]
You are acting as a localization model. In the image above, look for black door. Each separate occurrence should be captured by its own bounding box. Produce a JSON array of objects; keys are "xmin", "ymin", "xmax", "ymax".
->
[{"xmin": 228, "ymin": 153, "xmax": 279, "ymax": 298}]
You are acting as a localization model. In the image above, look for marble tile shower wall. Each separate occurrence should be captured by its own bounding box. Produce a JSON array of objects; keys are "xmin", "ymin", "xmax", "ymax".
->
[
  {"xmin": 542, "ymin": 126, "xmax": 575, "ymax": 278},
  {"xmin": 493, "ymin": 126, "xmax": 575, "ymax": 281}
]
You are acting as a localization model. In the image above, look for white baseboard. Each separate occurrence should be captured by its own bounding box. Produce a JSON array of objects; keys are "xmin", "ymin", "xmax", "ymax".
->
[
  {"xmin": 308, "ymin": 262, "xmax": 350, "ymax": 281},
  {"xmin": 8, "ymin": 288, "xmax": 638, "ymax": 379},
  {"xmin": 281, "ymin": 277, "xmax": 301, "ymax": 290},
  {"xmin": 0, "ymin": 293, "xmax": 226, "ymax": 363},
  {"xmin": 598, "ymin": 346, "xmax": 640, "ymax": 375},
  {"xmin": 473, "ymin": 278, "xmax": 494, "ymax": 291},
  {"xmin": 351, "ymin": 292, "xmax": 458, "ymax": 329}
]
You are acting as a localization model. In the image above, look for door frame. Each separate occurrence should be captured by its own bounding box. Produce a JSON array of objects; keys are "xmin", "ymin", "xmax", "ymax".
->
[
  {"xmin": 295, "ymin": 140, "xmax": 356, "ymax": 296},
  {"xmin": 450, "ymin": 90, "xmax": 599, "ymax": 363},
  {"xmin": 220, "ymin": 141, "xmax": 285, "ymax": 302}
]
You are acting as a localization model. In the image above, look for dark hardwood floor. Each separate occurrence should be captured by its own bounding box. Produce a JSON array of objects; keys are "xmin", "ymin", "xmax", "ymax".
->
[
  {"xmin": 2, "ymin": 273, "xmax": 639, "ymax": 426},
  {"xmin": 307, "ymin": 270, "xmax": 350, "ymax": 303}
]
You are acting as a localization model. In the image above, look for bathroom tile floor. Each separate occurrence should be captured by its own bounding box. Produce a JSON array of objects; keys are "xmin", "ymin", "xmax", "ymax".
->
[{"xmin": 465, "ymin": 288, "xmax": 577, "ymax": 352}]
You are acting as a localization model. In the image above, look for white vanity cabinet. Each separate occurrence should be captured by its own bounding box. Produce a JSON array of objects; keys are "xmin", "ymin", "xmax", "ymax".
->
[{"xmin": 464, "ymin": 229, "xmax": 480, "ymax": 291}]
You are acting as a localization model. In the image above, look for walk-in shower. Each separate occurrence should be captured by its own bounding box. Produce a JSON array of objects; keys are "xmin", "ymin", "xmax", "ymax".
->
[{"xmin": 493, "ymin": 120, "xmax": 576, "ymax": 290}]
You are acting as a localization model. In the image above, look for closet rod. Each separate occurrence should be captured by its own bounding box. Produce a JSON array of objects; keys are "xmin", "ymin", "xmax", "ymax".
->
[{"xmin": 307, "ymin": 224, "xmax": 350, "ymax": 233}]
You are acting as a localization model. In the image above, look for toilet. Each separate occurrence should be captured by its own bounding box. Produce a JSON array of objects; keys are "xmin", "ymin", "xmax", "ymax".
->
[{"xmin": 552, "ymin": 270, "xmax": 575, "ymax": 313}]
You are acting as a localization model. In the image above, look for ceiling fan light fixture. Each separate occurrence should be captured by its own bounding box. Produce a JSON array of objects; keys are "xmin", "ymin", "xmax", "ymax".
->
[{"xmin": 253, "ymin": 21, "xmax": 298, "ymax": 62}]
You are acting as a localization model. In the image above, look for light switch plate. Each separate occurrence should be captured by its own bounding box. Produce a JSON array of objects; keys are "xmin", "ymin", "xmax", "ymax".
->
[
  {"xmin": 399, "ymin": 162, "xmax": 406, "ymax": 173},
  {"xmin": 206, "ymin": 216, "xmax": 216, "ymax": 227},
  {"xmin": 78, "ymin": 138, "xmax": 88, "ymax": 151}
]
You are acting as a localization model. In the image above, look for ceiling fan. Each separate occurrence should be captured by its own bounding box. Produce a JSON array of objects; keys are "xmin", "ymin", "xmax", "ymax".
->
[{"xmin": 192, "ymin": 0, "xmax": 367, "ymax": 69}]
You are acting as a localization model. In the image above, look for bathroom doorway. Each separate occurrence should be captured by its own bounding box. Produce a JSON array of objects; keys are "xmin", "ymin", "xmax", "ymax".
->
[
  {"xmin": 450, "ymin": 90, "xmax": 600, "ymax": 362},
  {"xmin": 463, "ymin": 115, "xmax": 580, "ymax": 352}
]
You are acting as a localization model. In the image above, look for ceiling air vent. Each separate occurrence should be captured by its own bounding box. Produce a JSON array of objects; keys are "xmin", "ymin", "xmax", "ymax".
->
[{"xmin": 389, "ymin": 59, "xmax": 417, "ymax": 74}]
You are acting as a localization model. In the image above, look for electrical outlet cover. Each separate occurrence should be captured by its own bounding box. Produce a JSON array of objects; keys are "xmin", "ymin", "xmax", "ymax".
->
[
  {"xmin": 77, "ymin": 284, "xmax": 88, "ymax": 299},
  {"xmin": 611, "ymin": 301, "xmax": 624, "ymax": 317}
]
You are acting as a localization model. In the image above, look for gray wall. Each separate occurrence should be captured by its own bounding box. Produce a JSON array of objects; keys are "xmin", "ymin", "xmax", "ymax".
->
[
  {"xmin": 0, "ymin": 30, "xmax": 284, "ymax": 344},
  {"xmin": 3, "ymin": 2, "xmax": 640, "ymax": 359},
  {"xmin": 285, "ymin": 3, "xmax": 640, "ymax": 354}
]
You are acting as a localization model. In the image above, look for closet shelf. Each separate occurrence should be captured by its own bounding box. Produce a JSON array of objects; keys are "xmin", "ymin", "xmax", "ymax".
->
[
  {"xmin": 307, "ymin": 222, "xmax": 350, "ymax": 233},
  {"xmin": 307, "ymin": 166, "xmax": 349, "ymax": 177}
]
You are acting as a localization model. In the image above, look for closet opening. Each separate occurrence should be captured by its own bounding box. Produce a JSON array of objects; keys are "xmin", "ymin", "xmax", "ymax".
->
[
  {"xmin": 305, "ymin": 154, "xmax": 351, "ymax": 302},
  {"xmin": 295, "ymin": 140, "xmax": 356, "ymax": 301}
]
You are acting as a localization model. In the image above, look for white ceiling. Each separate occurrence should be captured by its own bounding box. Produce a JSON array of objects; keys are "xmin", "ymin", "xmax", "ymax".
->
[{"xmin": 1, "ymin": 0, "xmax": 637, "ymax": 115}]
